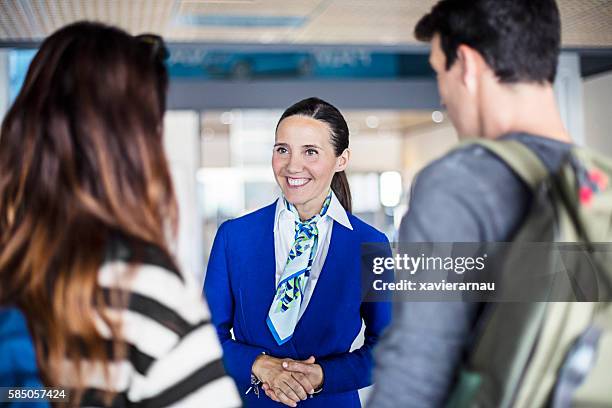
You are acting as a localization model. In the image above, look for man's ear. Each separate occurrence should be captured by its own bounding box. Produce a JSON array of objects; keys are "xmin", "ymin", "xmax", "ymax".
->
[
  {"xmin": 336, "ymin": 148, "xmax": 350, "ymax": 172},
  {"xmin": 456, "ymin": 44, "xmax": 484, "ymax": 95}
]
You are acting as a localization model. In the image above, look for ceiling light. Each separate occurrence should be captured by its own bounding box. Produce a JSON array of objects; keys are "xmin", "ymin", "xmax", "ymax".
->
[
  {"xmin": 432, "ymin": 111, "xmax": 444, "ymax": 123},
  {"xmin": 380, "ymin": 36, "xmax": 398, "ymax": 45},
  {"xmin": 220, "ymin": 111, "xmax": 234, "ymax": 125},
  {"xmin": 366, "ymin": 115, "xmax": 380, "ymax": 129},
  {"xmin": 259, "ymin": 33, "xmax": 276, "ymax": 43}
]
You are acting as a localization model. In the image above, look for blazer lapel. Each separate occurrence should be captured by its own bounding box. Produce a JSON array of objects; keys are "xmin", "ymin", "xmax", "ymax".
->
[
  {"xmin": 245, "ymin": 204, "xmax": 277, "ymax": 312},
  {"xmin": 291, "ymin": 221, "xmax": 353, "ymax": 342}
]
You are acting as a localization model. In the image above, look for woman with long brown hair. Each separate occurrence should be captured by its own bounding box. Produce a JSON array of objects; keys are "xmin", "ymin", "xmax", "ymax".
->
[{"xmin": 0, "ymin": 22, "xmax": 239, "ymax": 407}]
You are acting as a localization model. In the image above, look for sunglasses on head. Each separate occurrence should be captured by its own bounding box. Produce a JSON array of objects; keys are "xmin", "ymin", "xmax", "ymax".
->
[{"xmin": 135, "ymin": 33, "xmax": 169, "ymax": 62}]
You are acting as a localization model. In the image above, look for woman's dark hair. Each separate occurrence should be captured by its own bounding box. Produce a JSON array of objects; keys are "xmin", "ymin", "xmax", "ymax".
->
[
  {"xmin": 277, "ymin": 97, "xmax": 352, "ymax": 212},
  {"xmin": 0, "ymin": 21, "xmax": 175, "ymax": 404},
  {"xmin": 134, "ymin": 33, "xmax": 169, "ymax": 112},
  {"xmin": 415, "ymin": 0, "xmax": 561, "ymax": 84}
]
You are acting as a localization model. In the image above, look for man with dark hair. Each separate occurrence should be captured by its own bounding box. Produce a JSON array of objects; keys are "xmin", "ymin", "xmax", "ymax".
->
[{"xmin": 368, "ymin": 1, "xmax": 572, "ymax": 406}]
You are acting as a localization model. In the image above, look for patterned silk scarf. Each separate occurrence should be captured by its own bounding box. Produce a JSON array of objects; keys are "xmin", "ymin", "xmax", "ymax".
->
[{"xmin": 266, "ymin": 191, "xmax": 333, "ymax": 345}]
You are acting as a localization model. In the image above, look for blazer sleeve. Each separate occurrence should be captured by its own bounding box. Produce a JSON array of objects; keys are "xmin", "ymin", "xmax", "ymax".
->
[
  {"xmin": 317, "ymin": 231, "xmax": 393, "ymax": 394},
  {"xmin": 204, "ymin": 221, "xmax": 268, "ymax": 391}
]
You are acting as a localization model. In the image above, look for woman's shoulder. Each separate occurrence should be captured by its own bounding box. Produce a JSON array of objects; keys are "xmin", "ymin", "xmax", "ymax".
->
[
  {"xmin": 345, "ymin": 212, "xmax": 389, "ymax": 243},
  {"xmin": 96, "ymin": 243, "xmax": 233, "ymax": 406},
  {"xmin": 104, "ymin": 230, "xmax": 180, "ymax": 277},
  {"xmin": 99, "ymin": 235, "xmax": 211, "ymax": 354},
  {"xmin": 217, "ymin": 201, "xmax": 277, "ymax": 233}
]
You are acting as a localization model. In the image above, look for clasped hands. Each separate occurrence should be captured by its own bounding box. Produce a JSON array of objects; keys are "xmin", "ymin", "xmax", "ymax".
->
[{"xmin": 252, "ymin": 355, "xmax": 323, "ymax": 407}]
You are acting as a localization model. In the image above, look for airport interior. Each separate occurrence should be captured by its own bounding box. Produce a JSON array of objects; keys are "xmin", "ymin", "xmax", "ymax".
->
[{"xmin": 1, "ymin": 1, "xmax": 612, "ymax": 406}]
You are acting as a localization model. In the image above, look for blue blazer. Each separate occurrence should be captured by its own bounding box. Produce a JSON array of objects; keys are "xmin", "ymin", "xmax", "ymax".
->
[{"xmin": 204, "ymin": 202, "xmax": 392, "ymax": 407}]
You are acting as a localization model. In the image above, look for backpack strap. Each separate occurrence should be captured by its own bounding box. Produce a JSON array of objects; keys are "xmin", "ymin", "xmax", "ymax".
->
[{"xmin": 460, "ymin": 139, "xmax": 550, "ymax": 190}]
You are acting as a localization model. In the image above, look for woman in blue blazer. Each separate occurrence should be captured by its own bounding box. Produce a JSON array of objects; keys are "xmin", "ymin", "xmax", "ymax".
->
[{"xmin": 205, "ymin": 97, "xmax": 392, "ymax": 407}]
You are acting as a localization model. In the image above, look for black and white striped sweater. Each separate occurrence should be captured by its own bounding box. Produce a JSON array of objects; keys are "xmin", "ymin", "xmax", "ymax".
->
[{"xmin": 59, "ymin": 235, "xmax": 241, "ymax": 407}]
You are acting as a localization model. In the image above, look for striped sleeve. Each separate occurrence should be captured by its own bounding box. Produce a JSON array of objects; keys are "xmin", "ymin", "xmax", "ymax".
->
[{"xmin": 76, "ymin": 261, "xmax": 242, "ymax": 407}]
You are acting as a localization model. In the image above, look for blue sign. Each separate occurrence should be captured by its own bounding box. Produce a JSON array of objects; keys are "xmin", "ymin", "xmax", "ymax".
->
[{"xmin": 168, "ymin": 48, "xmax": 433, "ymax": 80}]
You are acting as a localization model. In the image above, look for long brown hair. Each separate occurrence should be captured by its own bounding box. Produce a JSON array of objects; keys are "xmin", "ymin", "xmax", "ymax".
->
[
  {"xmin": 276, "ymin": 97, "xmax": 352, "ymax": 212},
  {"xmin": 0, "ymin": 21, "xmax": 177, "ymax": 400}
]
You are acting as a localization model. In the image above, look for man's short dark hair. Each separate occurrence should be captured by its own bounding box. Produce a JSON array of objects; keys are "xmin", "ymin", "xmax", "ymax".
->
[{"xmin": 415, "ymin": 0, "xmax": 561, "ymax": 84}]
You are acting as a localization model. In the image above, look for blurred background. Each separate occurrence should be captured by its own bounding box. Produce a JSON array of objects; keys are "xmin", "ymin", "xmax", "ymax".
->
[{"xmin": 1, "ymin": 0, "xmax": 611, "ymax": 292}]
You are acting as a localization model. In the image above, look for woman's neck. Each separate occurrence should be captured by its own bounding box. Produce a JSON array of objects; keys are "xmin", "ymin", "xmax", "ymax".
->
[{"xmin": 293, "ymin": 191, "xmax": 329, "ymax": 221}]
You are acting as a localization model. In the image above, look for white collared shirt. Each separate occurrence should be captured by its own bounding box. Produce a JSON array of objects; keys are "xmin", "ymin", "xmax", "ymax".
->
[{"xmin": 273, "ymin": 191, "xmax": 353, "ymax": 320}]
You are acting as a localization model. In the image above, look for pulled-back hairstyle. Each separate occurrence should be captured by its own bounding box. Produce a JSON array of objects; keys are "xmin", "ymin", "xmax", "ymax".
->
[
  {"xmin": 0, "ymin": 21, "xmax": 177, "ymax": 402},
  {"xmin": 415, "ymin": 0, "xmax": 561, "ymax": 84},
  {"xmin": 276, "ymin": 97, "xmax": 352, "ymax": 212}
]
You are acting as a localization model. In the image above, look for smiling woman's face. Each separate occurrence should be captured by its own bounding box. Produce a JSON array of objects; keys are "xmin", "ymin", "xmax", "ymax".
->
[{"xmin": 272, "ymin": 115, "xmax": 345, "ymax": 218}]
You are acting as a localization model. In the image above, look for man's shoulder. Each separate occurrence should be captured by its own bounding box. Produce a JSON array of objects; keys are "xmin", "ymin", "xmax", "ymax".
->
[
  {"xmin": 416, "ymin": 133, "xmax": 572, "ymax": 190},
  {"xmin": 404, "ymin": 141, "xmax": 533, "ymax": 242},
  {"xmin": 403, "ymin": 134, "xmax": 572, "ymax": 242},
  {"xmin": 416, "ymin": 142, "xmax": 516, "ymax": 190},
  {"xmin": 420, "ymin": 133, "xmax": 572, "ymax": 181}
]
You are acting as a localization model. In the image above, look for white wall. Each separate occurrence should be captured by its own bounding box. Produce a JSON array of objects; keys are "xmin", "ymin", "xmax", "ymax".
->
[
  {"xmin": 555, "ymin": 53, "xmax": 585, "ymax": 145},
  {"xmin": 584, "ymin": 71, "xmax": 612, "ymax": 157},
  {"xmin": 163, "ymin": 111, "xmax": 204, "ymax": 284},
  {"xmin": 402, "ymin": 122, "xmax": 458, "ymax": 185},
  {"xmin": 350, "ymin": 131, "xmax": 403, "ymax": 172}
]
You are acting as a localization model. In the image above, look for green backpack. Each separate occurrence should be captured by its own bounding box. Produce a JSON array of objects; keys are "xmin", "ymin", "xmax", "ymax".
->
[{"xmin": 447, "ymin": 139, "xmax": 612, "ymax": 408}]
